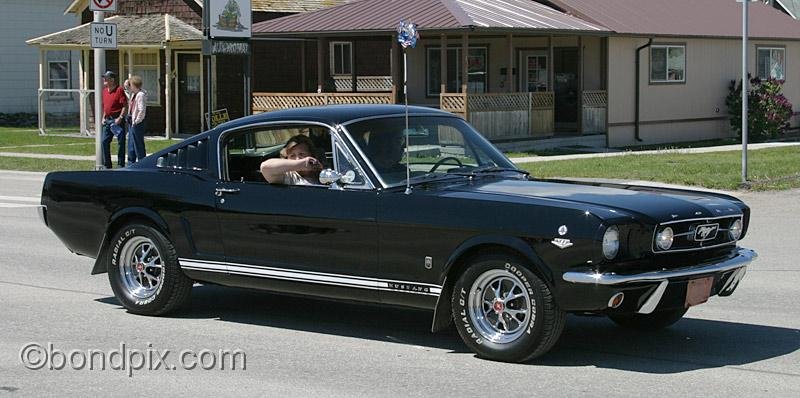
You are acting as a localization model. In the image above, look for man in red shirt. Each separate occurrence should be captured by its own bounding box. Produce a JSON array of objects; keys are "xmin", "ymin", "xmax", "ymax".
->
[{"xmin": 101, "ymin": 70, "xmax": 128, "ymax": 168}]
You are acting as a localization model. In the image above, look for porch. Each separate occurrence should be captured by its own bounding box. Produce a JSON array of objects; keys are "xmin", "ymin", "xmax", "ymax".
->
[{"xmin": 250, "ymin": 0, "xmax": 610, "ymax": 148}]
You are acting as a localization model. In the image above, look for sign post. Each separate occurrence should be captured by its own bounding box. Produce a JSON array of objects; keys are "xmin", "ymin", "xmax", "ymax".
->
[{"xmin": 89, "ymin": 0, "xmax": 117, "ymax": 169}]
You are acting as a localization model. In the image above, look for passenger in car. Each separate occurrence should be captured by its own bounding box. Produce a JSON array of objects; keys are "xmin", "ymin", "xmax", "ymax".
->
[
  {"xmin": 260, "ymin": 135, "xmax": 323, "ymax": 185},
  {"xmin": 367, "ymin": 130, "xmax": 407, "ymax": 176}
]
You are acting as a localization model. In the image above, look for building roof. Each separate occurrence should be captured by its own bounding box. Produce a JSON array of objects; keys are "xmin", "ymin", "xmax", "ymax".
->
[
  {"xmin": 251, "ymin": 0, "xmax": 348, "ymax": 13},
  {"xmin": 775, "ymin": 0, "xmax": 800, "ymax": 19},
  {"xmin": 65, "ymin": 0, "xmax": 345, "ymax": 14},
  {"xmin": 27, "ymin": 14, "xmax": 202, "ymax": 47},
  {"xmin": 252, "ymin": 0, "xmax": 608, "ymax": 35},
  {"xmin": 549, "ymin": 0, "xmax": 800, "ymax": 40}
]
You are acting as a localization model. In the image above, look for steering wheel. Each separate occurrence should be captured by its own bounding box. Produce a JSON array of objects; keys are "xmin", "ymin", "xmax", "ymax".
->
[{"xmin": 429, "ymin": 156, "xmax": 464, "ymax": 173}]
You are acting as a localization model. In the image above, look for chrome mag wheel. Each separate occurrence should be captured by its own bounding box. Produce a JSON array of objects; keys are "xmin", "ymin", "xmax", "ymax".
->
[
  {"xmin": 468, "ymin": 269, "xmax": 532, "ymax": 344},
  {"xmin": 118, "ymin": 236, "xmax": 163, "ymax": 299}
]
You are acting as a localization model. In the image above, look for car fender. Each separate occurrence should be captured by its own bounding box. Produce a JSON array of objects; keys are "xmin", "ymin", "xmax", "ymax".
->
[
  {"xmin": 431, "ymin": 234, "xmax": 551, "ymax": 333},
  {"xmin": 90, "ymin": 207, "xmax": 170, "ymax": 275}
]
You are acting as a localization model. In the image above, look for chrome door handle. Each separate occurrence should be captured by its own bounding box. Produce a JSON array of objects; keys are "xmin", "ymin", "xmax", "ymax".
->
[{"xmin": 214, "ymin": 187, "xmax": 240, "ymax": 196}]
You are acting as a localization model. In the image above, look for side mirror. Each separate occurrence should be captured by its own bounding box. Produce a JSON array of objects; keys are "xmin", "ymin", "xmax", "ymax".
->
[{"xmin": 319, "ymin": 169, "xmax": 356, "ymax": 188}]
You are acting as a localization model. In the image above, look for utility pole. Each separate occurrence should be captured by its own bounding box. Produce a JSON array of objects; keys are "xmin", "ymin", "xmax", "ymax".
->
[{"xmin": 741, "ymin": 0, "xmax": 749, "ymax": 183}]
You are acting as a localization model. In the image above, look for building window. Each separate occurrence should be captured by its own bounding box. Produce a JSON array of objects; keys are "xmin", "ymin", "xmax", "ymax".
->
[
  {"xmin": 427, "ymin": 47, "xmax": 488, "ymax": 96},
  {"xmin": 757, "ymin": 47, "xmax": 785, "ymax": 80},
  {"xmin": 121, "ymin": 51, "xmax": 161, "ymax": 105},
  {"xmin": 650, "ymin": 45, "xmax": 685, "ymax": 83},
  {"xmin": 330, "ymin": 42, "xmax": 352, "ymax": 75},
  {"xmin": 48, "ymin": 61, "xmax": 71, "ymax": 99}
]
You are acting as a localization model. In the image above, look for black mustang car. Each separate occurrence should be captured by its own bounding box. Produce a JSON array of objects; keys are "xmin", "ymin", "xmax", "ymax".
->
[{"xmin": 40, "ymin": 105, "xmax": 756, "ymax": 362}]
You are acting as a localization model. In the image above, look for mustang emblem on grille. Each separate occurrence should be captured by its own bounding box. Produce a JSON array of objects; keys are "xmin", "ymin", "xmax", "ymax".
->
[{"xmin": 694, "ymin": 224, "xmax": 719, "ymax": 241}]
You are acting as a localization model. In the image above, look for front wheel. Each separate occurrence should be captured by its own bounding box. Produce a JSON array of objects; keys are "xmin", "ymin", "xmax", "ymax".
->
[
  {"xmin": 451, "ymin": 254, "xmax": 565, "ymax": 363},
  {"xmin": 107, "ymin": 223, "xmax": 192, "ymax": 315},
  {"xmin": 608, "ymin": 308, "xmax": 688, "ymax": 331}
]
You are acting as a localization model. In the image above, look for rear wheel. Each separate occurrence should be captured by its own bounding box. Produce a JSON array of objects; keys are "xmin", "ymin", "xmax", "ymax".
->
[
  {"xmin": 608, "ymin": 308, "xmax": 688, "ymax": 331},
  {"xmin": 451, "ymin": 254, "xmax": 565, "ymax": 362},
  {"xmin": 107, "ymin": 223, "xmax": 192, "ymax": 315}
]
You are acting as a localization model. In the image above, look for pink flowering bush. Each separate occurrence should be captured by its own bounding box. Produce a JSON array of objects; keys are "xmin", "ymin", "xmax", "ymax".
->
[{"xmin": 727, "ymin": 76, "xmax": 793, "ymax": 142}]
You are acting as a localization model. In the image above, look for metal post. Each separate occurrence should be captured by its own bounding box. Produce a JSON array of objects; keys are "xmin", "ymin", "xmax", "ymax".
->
[
  {"xmin": 741, "ymin": 0, "xmax": 749, "ymax": 183},
  {"xmin": 203, "ymin": 0, "xmax": 212, "ymax": 130},
  {"xmin": 94, "ymin": 11, "xmax": 105, "ymax": 169}
]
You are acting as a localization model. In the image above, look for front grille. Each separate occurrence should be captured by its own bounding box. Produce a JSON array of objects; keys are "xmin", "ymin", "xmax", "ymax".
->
[{"xmin": 652, "ymin": 215, "xmax": 742, "ymax": 253}]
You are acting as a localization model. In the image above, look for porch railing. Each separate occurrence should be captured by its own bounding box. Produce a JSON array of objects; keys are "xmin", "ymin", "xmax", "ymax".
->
[
  {"xmin": 440, "ymin": 92, "xmax": 555, "ymax": 139},
  {"xmin": 332, "ymin": 75, "xmax": 393, "ymax": 92},
  {"xmin": 582, "ymin": 90, "xmax": 607, "ymax": 134},
  {"xmin": 252, "ymin": 92, "xmax": 394, "ymax": 114}
]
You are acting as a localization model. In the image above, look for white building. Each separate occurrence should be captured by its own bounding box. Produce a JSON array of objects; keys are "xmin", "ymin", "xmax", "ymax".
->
[{"xmin": 0, "ymin": 0, "xmax": 79, "ymax": 114}]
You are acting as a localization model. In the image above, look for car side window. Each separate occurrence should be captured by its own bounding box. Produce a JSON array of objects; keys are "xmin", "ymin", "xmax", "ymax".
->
[
  {"xmin": 333, "ymin": 140, "xmax": 366, "ymax": 186},
  {"xmin": 223, "ymin": 125, "xmax": 332, "ymax": 184}
]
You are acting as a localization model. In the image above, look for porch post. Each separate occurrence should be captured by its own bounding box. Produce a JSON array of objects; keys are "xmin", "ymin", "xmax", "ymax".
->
[
  {"xmin": 127, "ymin": 49, "xmax": 133, "ymax": 79},
  {"xmin": 506, "ymin": 33, "xmax": 513, "ymax": 92},
  {"xmin": 440, "ymin": 33, "xmax": 447, "ymax": 95},
  {"xmin": 301, "ymin": 40, "xmax": 306, "ymax": 92},
  {"xmin": 391, "ymin": 35, "xmax": 401, "ymax": 103},
  {"xmin": 38, "ymin": 48, "xmax": 45, "ymax": 135},
  {"xmin": 548, "ymin": 35, "xmax": 554, "ymax": 91},
  {"xmin": 578, "ymin": 35, "xmax": 583, "ymax": 134},
  {"xmin": 351, "ymin": 40, "xmax": 357, "ymax": 93},
  {"xmin": 78, "ymin": 50, "xmax": 86, "ymax": 135},
  {"xmin": 461, "ymin": 32, "xmax": 469, "ymax": 94},
  {"xmin": 165, "ymin": 46, "xmax": 172, "ymax": 139},
  {"xmin": 317, "ymin": 38, "xmax": 326, "ymax": 93}
]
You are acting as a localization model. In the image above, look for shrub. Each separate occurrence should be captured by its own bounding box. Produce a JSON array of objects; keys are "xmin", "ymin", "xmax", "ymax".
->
[{"xmin": 726, "ymin": 76, "xmax": 793, "ymax": 142}]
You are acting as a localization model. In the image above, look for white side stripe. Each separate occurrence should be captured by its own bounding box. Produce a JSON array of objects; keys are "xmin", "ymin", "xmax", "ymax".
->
[{"xmin": 179, "ymin": 258, "xmax": 442, "ymax": 296}]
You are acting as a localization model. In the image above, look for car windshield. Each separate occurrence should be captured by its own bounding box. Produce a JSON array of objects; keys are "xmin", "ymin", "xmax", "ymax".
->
[{"xmin": 344, "ymin": 115, "xmax": 520, "ymax": 186}]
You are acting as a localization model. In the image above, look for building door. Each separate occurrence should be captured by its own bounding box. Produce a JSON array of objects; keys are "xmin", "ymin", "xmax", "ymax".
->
[
  {"xmin": 553, "ymin": 47, "xmax": 579, "ymax": 132},
  {"xmin": 519, "ymin": 50, "xmax": 548, "ymax": 92},
  {"xmin": 177, "ymin": 53, "xmax": 202, "ymax": 135}
]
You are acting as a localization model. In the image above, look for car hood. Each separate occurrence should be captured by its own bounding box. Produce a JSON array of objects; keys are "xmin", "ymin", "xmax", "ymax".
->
[{"xmin": 447, "ymin": 178, "xmax": 744, "ymax": 224}]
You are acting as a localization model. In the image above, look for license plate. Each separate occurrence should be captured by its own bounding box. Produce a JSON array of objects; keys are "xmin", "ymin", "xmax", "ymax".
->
[{"xmin": 685, "ymin": 276, "xmax": 714, "ymax": 307}]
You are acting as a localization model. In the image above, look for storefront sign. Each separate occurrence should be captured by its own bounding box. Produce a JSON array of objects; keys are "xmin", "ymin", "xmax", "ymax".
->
[
  {"xmin": 209, "ymin": 0, "xmax": 252, "ymax": 39},
  {"xmin": 203, "ymin": 40, "xmax": 250, "ymax": 55}
]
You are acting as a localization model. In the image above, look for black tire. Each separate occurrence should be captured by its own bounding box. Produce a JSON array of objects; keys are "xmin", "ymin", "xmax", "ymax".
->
[
  {"xmin": 107, "ymin": 223, "xmax": 192, "ymax": 315},
  {"xmin": 608, "ymin": 308, "xmax": 688, "ymax": 331},
  {"xmin": 451, "ymin": 253, "xmax": 565, "ymax": 363}
]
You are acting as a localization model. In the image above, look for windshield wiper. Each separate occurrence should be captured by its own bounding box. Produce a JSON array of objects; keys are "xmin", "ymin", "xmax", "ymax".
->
[{"xmin": 465, "ymin": 166, "xmax": 530, "ymax": 176}]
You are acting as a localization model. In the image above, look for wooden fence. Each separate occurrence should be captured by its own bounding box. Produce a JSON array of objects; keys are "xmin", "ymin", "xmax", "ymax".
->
[
  {"xmin": 252, "ymin": 92, "xmax": 394, "ymax": 114},
  {"xmin": 440, "ymin": 91, "xmax": 557, "ymax": 140},
  {"xmin": 332, "ymin": 76, "xmax": 393, "ymax": 92}
]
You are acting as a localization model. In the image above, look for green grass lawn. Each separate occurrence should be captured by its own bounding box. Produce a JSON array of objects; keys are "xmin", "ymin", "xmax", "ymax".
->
[
  {"xmin": 519, "ymin": 146, "xmax": 800, "ymax": 191},
  {"xmin": 0, "ymin": 157, "xmax": 94, "ymax": 172},
  {"xmin": 0, "ymin": 127, "xmax": 181, "ymax": 155}
]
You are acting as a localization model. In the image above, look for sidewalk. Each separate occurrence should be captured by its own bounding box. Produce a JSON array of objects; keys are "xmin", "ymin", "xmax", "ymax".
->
[
  {"xmin": 0, "ymin": 140, "xmax": 798, "ymax": 163},
  {"xmin": 510, "ymin": 142, "xmax": 800, "ymax": 163}
]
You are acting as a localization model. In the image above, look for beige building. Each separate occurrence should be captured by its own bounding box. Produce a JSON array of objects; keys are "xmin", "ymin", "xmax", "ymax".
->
[{"xmin": 250, "ymin": 0, "xmax": 800, "ymax": 149}]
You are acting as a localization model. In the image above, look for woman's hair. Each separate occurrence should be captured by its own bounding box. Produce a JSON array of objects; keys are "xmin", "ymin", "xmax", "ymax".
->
[
  {"xmin": 280, "ymin": 134, "xmax": 318, "ymax": 159},
  {"xmin": 129, "ymin": 75, "xmax": 143, "ymax": 89}
]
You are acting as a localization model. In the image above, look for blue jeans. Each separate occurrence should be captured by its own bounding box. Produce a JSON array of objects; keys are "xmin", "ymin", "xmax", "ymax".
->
[
  {"xmin": 127, "ymin": 120, "xmax": 147, "ymax": 164},
  {"xmin": 101, "ymin": 118, "xmax": 125, "ymax": 169}
]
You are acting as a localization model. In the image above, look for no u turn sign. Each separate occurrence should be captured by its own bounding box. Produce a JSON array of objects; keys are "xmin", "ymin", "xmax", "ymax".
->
[
  {"xmin": 90, "ymin": 0, "xmax": 117, "ymax": 12},
  {"xmin": 91, "ymin": 23, "xmax": 117, "ymax": 49}
]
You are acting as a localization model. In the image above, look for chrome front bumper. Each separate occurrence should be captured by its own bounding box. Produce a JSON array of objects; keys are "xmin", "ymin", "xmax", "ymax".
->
[{"xmin": 562, "ymin": 248, "xmax": 757, "ymax": 314}]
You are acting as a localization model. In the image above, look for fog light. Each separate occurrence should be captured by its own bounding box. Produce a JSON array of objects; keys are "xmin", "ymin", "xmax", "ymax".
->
[
  {"xmin": 729, "ymin": 219, "xmax": 743, "ymax": 240},
  {"xmin": 656, "ymin": 227, "xmax": 674, "ymax": 251},
  {"xmin": 608, "ymin": 292, "xmax": 625, "ymax": 308}
]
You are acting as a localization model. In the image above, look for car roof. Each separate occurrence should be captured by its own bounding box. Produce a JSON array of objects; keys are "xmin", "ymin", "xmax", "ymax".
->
[{"xmin": 214, "ymin": 104, "xmax": 454, "ymax": 131}]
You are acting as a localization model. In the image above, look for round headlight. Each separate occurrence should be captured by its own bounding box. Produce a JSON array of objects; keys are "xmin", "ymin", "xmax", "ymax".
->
[
  {"xmin": 602, "ymin": 226, "xmax": 620, "ymax": 259},
  {"xmin": 656, "ymin": 227, "xmax": 674, "ymax": 251},
  {"xmin": 729, "ymin": 219, "xmax": 743, "ymax": 240}
]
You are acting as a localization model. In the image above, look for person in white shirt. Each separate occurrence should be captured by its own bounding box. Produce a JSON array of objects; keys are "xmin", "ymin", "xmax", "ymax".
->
[
  {"xmin": 127, "ymin": 75, "xmax": 148, "ymax": 164},
  {"xmin": 260, "ymin": 135, "xmax": 323, "ymax": 185}
]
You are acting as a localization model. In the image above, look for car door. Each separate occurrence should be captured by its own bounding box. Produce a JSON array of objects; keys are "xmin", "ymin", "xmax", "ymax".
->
[{"xmin": 213, "ymin": 123, "xmax": 381, "ymax": 302}]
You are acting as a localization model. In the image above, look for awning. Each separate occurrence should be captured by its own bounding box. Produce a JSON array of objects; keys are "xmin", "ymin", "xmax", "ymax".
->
[
  {"xmin": 252, "ymin": 0, "xmax": 608, "ymax": 35},
  {"xmin": 27, "ymin": 14, "xmax": 202, "ymax": 48}
]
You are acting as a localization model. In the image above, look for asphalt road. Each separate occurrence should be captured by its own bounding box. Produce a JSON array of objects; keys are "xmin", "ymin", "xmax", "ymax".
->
[{"xmin": 0, "ymin": 170, "xmax": 798, "ymax": 396}]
